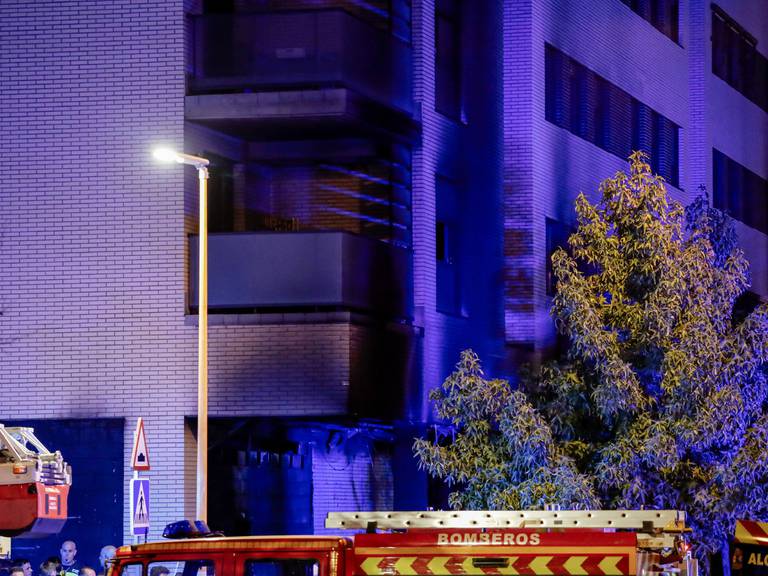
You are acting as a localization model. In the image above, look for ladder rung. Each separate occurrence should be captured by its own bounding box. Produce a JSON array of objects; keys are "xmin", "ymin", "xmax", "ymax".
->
[{"xmin": 325, "ymin": 510, "xmax": 686, "ymax": 531}]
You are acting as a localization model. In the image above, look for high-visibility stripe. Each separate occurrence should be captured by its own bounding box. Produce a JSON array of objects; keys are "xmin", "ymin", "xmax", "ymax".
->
[
  {"xmin": 497, "ymin": 557, "xmax": 519, "ymax": 575},
  {"xmin": 563, "ymin": 557, "xmax": 588, "ymax": 575},
  {"xmin": 735, "ymin": 521, "xmax": 768, "ymax": 546},
  {"xmin": 544, "ymin": 556, "xmax": 569, "ymax": 575},
  {"xmin": 598, "ymin": 557, "xmax": 622, "ymax": 575},
  {"xmin": 461, "ymin": 558, "xmax": 485, "ymax": 575},
  {"xmin": 395, "ymin": 558, "xmax": 418, "ymax": 575},
  {"xmin": 580, "ymin": 555, "xmax": 603, "ymax": 576},
  {"xmin": 355, "ymin": 548, "xmax": 635, "ymax": 556},
  {"xmin": 361, "ymin": 558, "xmax": 383, "ymax": 575},
  {"xmin": 428, "ymin": 557, "xmax": 451, "ymax": 574},
  {"xmin": 528, "ymin": 556, "xmax": 553, "ymax": 575},
  {"xmin": 356, "ymin": 555, "xmax": 632, "ymax": 576}
]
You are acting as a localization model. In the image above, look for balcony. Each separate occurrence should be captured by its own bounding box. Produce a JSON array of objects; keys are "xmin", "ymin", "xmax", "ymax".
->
[
  {"xmin": 189, "ymin": 231, "xmax": 412, "ymax": 320},
  {"xmin": 186, "ymin": 10, "xmax": 414, "ymax": 138}
]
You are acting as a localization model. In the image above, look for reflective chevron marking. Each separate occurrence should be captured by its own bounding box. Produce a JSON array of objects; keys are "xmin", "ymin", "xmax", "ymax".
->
[
  {"xmin": 395, "ymin": 558, "xmax": 418, "ymax": 575},
  {"xmin": 461, "ymin": 558, "xmax": 485, "ymax": 575},
  {"xmin": 357, "ymin": 555, "xmax": 631, "ymax": 576},
  {"xmin": 598, "ymin": 557, "xmax": 622, "ymax": 575},
  {"xmin": 563, "ymin": 557, "xmax": 588, "ymax": 576},
  {"xmin": 528, "ymin": 557, "xmax": 553, "ymax": 575},
  {"xmin": 427, "ymin": 558, "xmax": 450, "ymax": 574},
  {"xmin": 361, "ymin": 558, "xmax": 383, "ymax": 575},
  {"xmin": 498, "ymin": 557, "xmax": 519, "ymax": 575}
]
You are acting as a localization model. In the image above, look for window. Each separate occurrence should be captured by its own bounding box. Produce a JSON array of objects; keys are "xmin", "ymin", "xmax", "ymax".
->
[
  {"xmin": 119, "ymin": 566, "xmax": 143, "ymax": 576},
  {"xmin": 436, "ymin": 221, "xmax": 448, "ymax": 262},
  {"xmin": 712, "ymin": 5, "xmax": 768, "ymax": 112},
  {"xmin": 148, "ymin": 561, "xmax": 215, "ymax": 576},
  {"xmin": 546, "ymin": 218, "xmax": 599, "ymax": 296},
  {"xmin": 206, "ymin": 153, "xmax": 235, "ymax": 233},
  {"xmin": 713, "ymin": 149, "xmax": 768, "ymax": 234},
  {"xmin": 546, "ymin": 218, "xmax": 573, "ymax": 296},
  {"xmin": 435, "ymin": 0, "xmax": 462, "ymax": 118},
  {"xmin": 620, "ymin": 0, "xmax": 679, "ymax": 42},
  {"xmin": 245, "ymin": 560, "xmax": 318, "ymax": 576},
  {"xmin": 437, "ymin": 176, "xmax": 462, "ymax": 315},
  {"xmin": 545, "ymin": 44, "xmax": 680, "ymax": 187},
  {"xmin": 390, "ymin": 0, "xmax": 413, "ymax": 43}
]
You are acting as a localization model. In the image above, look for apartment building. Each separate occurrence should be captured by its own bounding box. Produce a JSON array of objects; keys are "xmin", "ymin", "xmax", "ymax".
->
[{"xmin": 1, "ymin": 0, "xmax": 765, "ymax": 550}]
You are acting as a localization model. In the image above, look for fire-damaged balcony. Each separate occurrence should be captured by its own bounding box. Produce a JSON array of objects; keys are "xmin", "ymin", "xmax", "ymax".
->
[
  {"xmin": 189, "ymin": 231, "xmax": 413, "ymax": 320},
  {"xmin": 185, "ymin": 10, "xmax": 415, "ymax": 139}
]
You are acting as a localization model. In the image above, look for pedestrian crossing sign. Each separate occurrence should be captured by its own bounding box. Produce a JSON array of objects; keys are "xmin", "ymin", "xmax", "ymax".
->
[{"xmin": 130, "ymin": 478, "xmax": 150, "ymax": 535}]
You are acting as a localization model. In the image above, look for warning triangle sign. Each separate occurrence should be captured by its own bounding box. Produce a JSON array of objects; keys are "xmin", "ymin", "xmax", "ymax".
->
[{"xmin": 131, "ymin": 417, "xmax": 151, "ymax": 471}]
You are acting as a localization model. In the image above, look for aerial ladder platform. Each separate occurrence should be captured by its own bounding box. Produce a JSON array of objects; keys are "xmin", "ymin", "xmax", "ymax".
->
[{"xmin": 0, "ymin": 424, "xmax": 72, "ymax": 538}]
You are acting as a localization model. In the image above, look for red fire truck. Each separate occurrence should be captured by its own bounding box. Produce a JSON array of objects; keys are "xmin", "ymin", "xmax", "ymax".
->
[
  {"xmin": 731, "ymin": 520, "xmax": 768, "ymax": 576},
  {"xmin": 0, "ymin": 424, "xmax": 71, "ymax": 538},
  {"xmin": 110, "ymin": 510, "xmax": 696, "ymax": 576}
]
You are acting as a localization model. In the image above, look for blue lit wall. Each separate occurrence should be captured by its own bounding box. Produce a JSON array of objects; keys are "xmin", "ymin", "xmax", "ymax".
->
[{"xmin": 1, "ymin": 0, "xmax": 766, "ymax": 542}]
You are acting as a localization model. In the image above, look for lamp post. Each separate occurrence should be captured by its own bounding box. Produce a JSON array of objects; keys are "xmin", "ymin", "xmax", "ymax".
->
[{"xmin": 153, "ymin": 147, "xmax": 211, "ymax": 522}]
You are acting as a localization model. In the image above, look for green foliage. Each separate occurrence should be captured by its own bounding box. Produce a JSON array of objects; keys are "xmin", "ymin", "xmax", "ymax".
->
[
  {"xmin": 413, "ymin": 349, "xmax": 599, "ymax": 510},
  {"xmin": 414, "ymin": 153, "xmax": 768, "ymax": 565}
]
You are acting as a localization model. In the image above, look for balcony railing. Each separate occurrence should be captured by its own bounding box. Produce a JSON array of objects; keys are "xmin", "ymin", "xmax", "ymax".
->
[
  {"xmin": 189, "ymin": 231, "xmax": 412, "ymax": 319},
  {"xmin": 188, "ymin": 9, "xmax": 413, "ymax": 114}
]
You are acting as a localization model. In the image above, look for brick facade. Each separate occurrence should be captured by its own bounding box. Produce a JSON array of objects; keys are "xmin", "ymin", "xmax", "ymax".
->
[{"xmin": 2, "ymin": 0, "xmax": 766, "ymax": 545}]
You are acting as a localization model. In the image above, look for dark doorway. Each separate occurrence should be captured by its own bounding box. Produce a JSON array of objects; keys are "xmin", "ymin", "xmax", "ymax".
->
[{"xmin": 190, "ymin": 418, "xmax": 313, "ymax": 536}]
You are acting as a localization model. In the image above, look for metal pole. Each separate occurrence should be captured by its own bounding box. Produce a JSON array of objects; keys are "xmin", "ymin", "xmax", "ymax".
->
[{"xmin": 196, "ymin": 165, "xmax": 209, "ymax": 522}]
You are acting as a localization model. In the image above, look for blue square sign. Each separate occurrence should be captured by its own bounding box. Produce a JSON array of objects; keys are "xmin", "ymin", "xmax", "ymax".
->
[{"xmin": 130, "ymin": 478, "xmax": 150, "ymax": 535}]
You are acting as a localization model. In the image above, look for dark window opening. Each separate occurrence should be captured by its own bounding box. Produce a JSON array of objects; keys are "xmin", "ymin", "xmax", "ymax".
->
[
  {"xmin": 149, "ymin": 561, "xmax": 215, "ymax": 576},
  {"xmin": 436, "ymin": 221, "xmax": 448, "ymax": 262},
  {"xmin": 620, "ymin": 0, "xmax": 679, "ymax": 43},
  {"xmin": 206, "ymin": 153, "xmax": 236, "ymax": 233},
  {"xmin": 546, "ymin": 217, "xmax": 599, "ymax": 296},
  {"xmin": 245, "ymin": 560, "xmax": 318, "ymax": 576},
  {"xmin": 712, "ymin": 4, "xmax": 768, "ymax": 112},
  {"xmin": 437, "ymin": 176, "xmax": 462, "ymax": 315},
  {"xmin": 546, "ymin": 218, "xmax": 573, "ymax": 296},
  {"xmin": 546, "ymin": 44, "xmax": 679, "ymax": 187},
  {"xmin": 713, "ymin": 149, "xmax": 768, "ymax": 234},
  {"xmin": 435, "ymin": 0, "xmax": 462, "ymax": 119}
]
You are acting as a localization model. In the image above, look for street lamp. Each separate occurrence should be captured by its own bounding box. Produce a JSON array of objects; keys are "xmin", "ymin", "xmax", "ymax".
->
[{"xmin": 153, "ymin": 147, "xmax": 210, "ymax": 522}]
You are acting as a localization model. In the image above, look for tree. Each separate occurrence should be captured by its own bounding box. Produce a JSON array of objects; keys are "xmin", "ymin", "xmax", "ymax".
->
[
  {"xmin": 414, "ymin": 153, "xmax": 768, "ymax": 567},
  {"xmin": 413, "ymin": 349, "xmax": 599, "ymax": 510}
]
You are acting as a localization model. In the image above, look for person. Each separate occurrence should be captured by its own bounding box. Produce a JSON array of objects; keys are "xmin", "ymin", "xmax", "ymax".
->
[
  {"xmin": 9, "ymin": 569, "xmax": 23, "ymax": 576},
  {"xmin": 149, "ymin": 567, "xmax": 169, "ymax": 576},
  {"xmin": 11, "ymin": 560, "xmax": 32, "ymax": 576},
  {"xmin": 59, "ymin": 541, "xmax": 79, "ymax": 575},
  {"xmin": 732, "ymin": 546, "xmax": 744, "ymax": 576},
  {"xmin": 80, "ymin": 567, "xmax": 96, "ymax": 576},
  {"xmin": 39, "ymin": 560, "xmax": 59, "ymax": 576},
  {"xmin": 97, "ymin": 547, "xmax": 116, "ymax": 576}
]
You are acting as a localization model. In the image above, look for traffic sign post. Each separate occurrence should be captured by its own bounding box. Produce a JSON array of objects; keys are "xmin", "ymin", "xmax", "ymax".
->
[
  {"xmin": 131, "ymin": 418, "xmax": 150, "ymax": 471},
  {"xmin": 130, "ymin": 418, "xmax": 151, "ymax": 540},
  {"xmin": 130, "ymin": 478, "xmax": 150, "ymax": 536}
]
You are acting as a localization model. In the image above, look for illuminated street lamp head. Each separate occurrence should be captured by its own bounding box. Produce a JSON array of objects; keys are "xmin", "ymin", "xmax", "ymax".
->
[{"xmin": 152, "ymin": 147, "xmax": 210, "ymax": 169}]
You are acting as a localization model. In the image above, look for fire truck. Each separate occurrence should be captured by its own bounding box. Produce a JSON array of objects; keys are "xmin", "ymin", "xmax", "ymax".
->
[
  {"xmin": 731, "ymin": 520, "xmax": 768, "ymax": 576},
  {"xmin": 110, "ymin": 510, "xmax": 696, "ymax": 576},
  {"xmin": 0, "ymin": 423, "xmax": 72, "ymax": 538}
]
